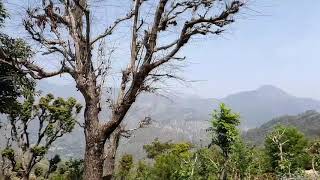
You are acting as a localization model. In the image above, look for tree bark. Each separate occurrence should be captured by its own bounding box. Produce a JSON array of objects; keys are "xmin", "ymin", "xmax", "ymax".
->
[
  {"xmin": 84, "ymin": 143, "xmax": 104, "ymax": 180},
  {"xmin": 103, "ymin": 127, "xmax": 121, "ymax": 180},
  {"xmin": 82, "ymin": 92, "xmax": 105, "ymax": 180},
  {"xmin": 83, "ymin": 118, "xmax": 105, "ymax": 180}
]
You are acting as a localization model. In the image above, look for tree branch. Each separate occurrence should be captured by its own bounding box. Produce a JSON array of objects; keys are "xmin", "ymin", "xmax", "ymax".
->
[{"xmin": 91, "ymin": 11, "xmax": 134, "ymax": 45}]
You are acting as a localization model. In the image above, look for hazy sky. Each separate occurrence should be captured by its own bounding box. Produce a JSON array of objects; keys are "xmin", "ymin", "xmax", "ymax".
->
[
  {"xmin": 3, "ymin": 0, "xmax": 320, "ymax": 99},
  {"xmin": 180, "ymin": 0, "xmax": 320, "ymax": 99}
]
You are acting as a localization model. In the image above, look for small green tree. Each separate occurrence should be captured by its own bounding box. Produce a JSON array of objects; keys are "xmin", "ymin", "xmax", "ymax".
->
[
  {"xmin": 0, "ymin": 93, "xmax": 82, "ymax": 179},
  {"xmin": 51, "ymin": 159, "xmax": 84, "ymax": 180},
  {"xmin": 247, "ymin": 148, "xmax": 271, "ymax": 178},
  {"xmin": 34, "ymin": 166, "xmax": 44, "ymax": 178},
  {"xmin": 64, "ymin": 159, "xmax": 84, "ymax": 180},
  {"xmin": 45, "ymin": 155, "xmax": 61, "ymax": 179},
  {"xmin": 152, "ymin": 142, "xmax": 192, "ymax": 180},
  {"xmin": 229, "ymin": 140, "xmax": 253, "ymax": 179},
  {"xmin": 265, "ymin": 125, "xmax": 309, "ymax": 178},
  {"xmin": 0, "ymin": 1, "xmax": 34, "ymax": 117},
  {"xmin": 192, "ymin": 148, "xmax": 222, "ymax": 180},
  {"xmin": 143, "ymin": 138, "xmax": 174, "ymax": 159},
  {"xmin": 116, "ymin": 154, "xmax": 134, "ymax": 180},
  {"xmin": 208, "ymin": 103, "xmax": 241, "ymax": 180},
  {"xmin": 135, "ymin": 161, "xmax": 151, "ymax": 180},
  {"xmin": 140, "ymin": 139, "xmax": 194, "ymax": 180}
]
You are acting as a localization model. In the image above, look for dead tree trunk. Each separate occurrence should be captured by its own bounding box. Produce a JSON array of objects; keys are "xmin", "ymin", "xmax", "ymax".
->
[
  {"xmin": 84, "ymin": 139, "xmax": 104, "ymax": 180},
  {"xmin": 103, "ymin": 127, "xmax": 122, "ymax": 180},
  {"xmin": 79, "ymin": 79, "xmax": 105, "ymax": 180}
]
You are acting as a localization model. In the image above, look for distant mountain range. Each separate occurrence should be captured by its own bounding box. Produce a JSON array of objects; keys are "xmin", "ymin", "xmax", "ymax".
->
[
  {"xmin": 222, "ymin": 85, "xmax": 320, "ymax": 129},
  {"xmin": 244, "ymin": 110, "xmax": 320, "ymax": 146},
  {"xmin": 37, "ymin": 82, "xmax": 320, "ymax": 130},
  {"xmin": 3, "ymin": 81, "xmax": 320, "ymax": 158}
]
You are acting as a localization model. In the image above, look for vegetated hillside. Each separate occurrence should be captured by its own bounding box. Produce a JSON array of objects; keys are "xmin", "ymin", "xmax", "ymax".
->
[
  {"xmin": 243, "ymin": 110, "xmax": 320, "ymax": 145},
  {"xmin": 3, "ymin": 81, "xmax": 320, "ymax": 158}
]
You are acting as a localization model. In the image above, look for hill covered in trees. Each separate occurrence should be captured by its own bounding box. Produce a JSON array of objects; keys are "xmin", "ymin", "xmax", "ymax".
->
[{"xmin": 244, "ymin": 110, "xmax": 320, "ymax": 145}]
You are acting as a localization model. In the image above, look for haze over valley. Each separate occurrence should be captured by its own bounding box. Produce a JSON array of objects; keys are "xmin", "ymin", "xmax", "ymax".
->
[{"xmin": 34, "ymin": 82, "xmax": 320, "ymax": 158}]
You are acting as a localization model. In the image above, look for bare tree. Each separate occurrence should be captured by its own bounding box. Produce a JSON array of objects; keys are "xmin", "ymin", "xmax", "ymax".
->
[
  {"xmin": 308, "ymin": 141, "xmax": 320, "ymax": 178},
  {"xmin": 270, "ymin": 129, "xmax": 288, "ymax": 163},
  {"xmin": 4, "ymin": 0, "xmax": 245, "ymax": 179}
]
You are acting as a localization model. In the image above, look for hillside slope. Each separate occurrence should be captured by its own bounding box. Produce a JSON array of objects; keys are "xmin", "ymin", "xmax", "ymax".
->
[{"xmin": 244, "ymin": 110, "xmax": 320, "ymax": 145}]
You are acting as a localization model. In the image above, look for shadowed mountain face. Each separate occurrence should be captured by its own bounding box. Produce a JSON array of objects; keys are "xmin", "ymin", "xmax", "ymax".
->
[
  {"xmin": 4, "ymin": 81, "xmax": 318, "ymax": 158},
  {"xmin": 243, "ymin": 110, "xmax": 320, "ymax": 145}
]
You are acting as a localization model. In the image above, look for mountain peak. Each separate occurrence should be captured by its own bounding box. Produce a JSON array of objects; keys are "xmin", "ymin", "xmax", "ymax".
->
[
  {"xmin": 256, "ymin": 85, "xmax": 289, "ymax": 97},
  {"xmin": 257, "ymin": 85, "xmax": 283, "ymax": 91}
]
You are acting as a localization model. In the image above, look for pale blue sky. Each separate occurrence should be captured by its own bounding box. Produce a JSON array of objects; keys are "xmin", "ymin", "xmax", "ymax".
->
[
  {"xmin": 3, "ymin": 0, "xmax": 320, "ymax": 99},
  {"xmin": 181, "ymin": 0, "xmax": 320, "ymax": 99}
]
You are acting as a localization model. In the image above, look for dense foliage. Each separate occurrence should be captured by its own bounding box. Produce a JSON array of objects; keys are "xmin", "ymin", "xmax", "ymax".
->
[
  {"xmin": 208, "ymin": 103, "xmax": 241, "ymax": 179},
  {"xmin": 1, "ymin": 101, "xmax": 320, "ymax": 179},
  {"xmin": 244, "ymin": 110, "xmax": 320, "ymax": 145},
  {"xmin": 208, "ymin": 103, "xmax": 241, "ymax": 158},
  {"xmin": 0, "ymin": 3, "xmax": 34, "ymax": 115},
  {"xmin": 0, "ymin": 7, "xmax": 82, "ymax": 176},
  {"xmin": 0, "ymin": 1, "xmax": 7, "ymax": 26},
  {"xmin": 108, "ymin": 105, "xmax": 319, "ymax": 180},
  {"xmin": 265, "ymin": 125, "xmax": 310, "ymax": 178},
  {"xmin": 0, "ymin": 92, "xmax": 82, "ymax": 179}
]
